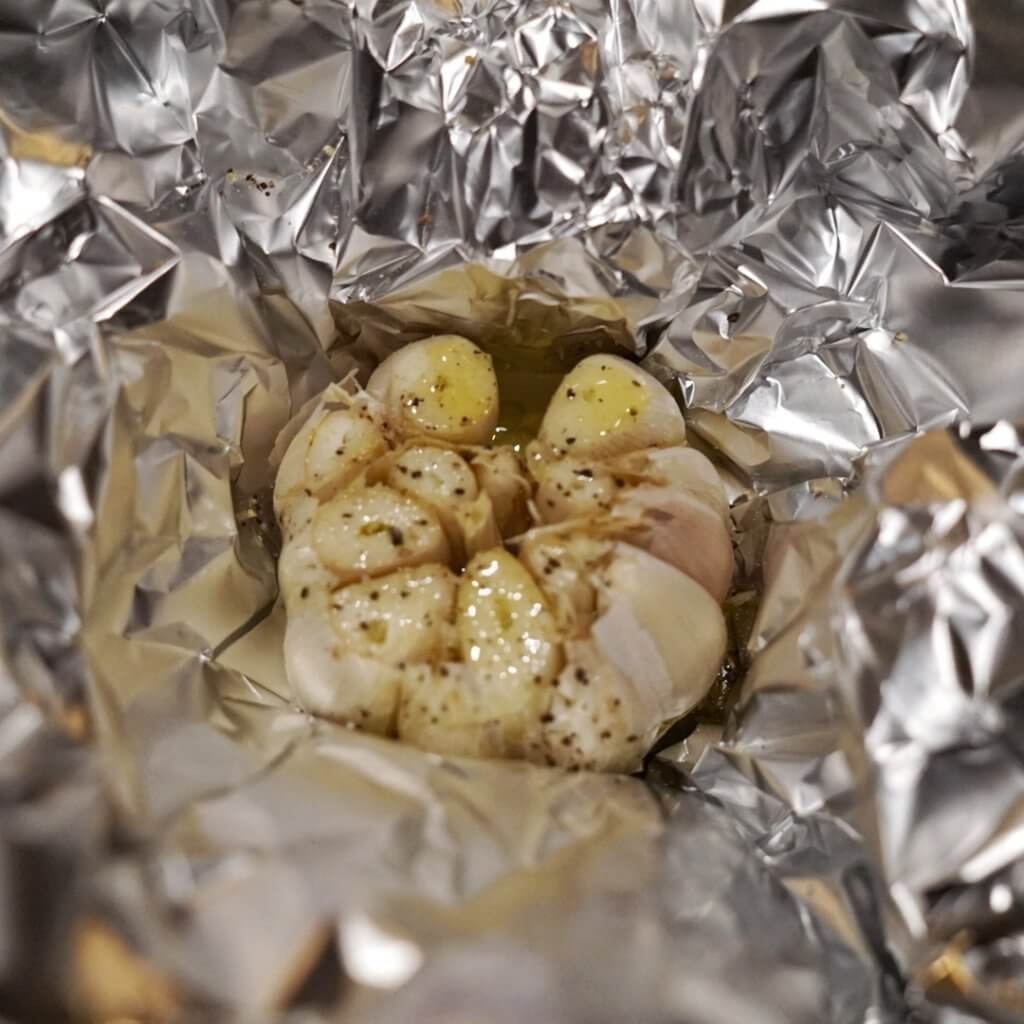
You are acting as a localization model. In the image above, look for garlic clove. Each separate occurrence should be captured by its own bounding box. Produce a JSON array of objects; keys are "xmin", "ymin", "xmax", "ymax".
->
[
  {"xmin": 536, "ymin": 355, "xmax": 686, "ymax": 461},
  {"xmin": 456, "ymin": 548, "xmax": 563, "ymax": 694},
  {"xmin": 397, "ymin": 662, "xmax": 547, "ymax": 762},
  {"xmin": 312, "ymin": 484, "xmax": 450, "ymax": 585},
  {"xmin": 284, "ymin": 615, "xmax": 402, "ymax": 733},
  {"xmin": 531, "ymin": 457, "xmax": 619, "ymax": 524},
  {"xmin": 540, "ymin": 639, "xmax": 649, "ymax": 773},
  {"xmin": 609, "ymin": 446, "xmax": 729, "ymax": 518},
  {"xmin": 591, "ymin": 543, "xmax": 727, "ymax": 721},
  {"xmin": 304, "ymin": 406, "xmax": 389, "ymax": 502},
  {"xmin": 367, "ymin": 335, "xmax": 499, "ymax": 445},
  {"xmin": 453, "ymin": 492, "xmax": 503, "ymax": 560},
  {"xmin": 327, "ymin": 564, "xmax": 457, "ymax": 665},
  {"xmin": 381, "ymin": 443, "xmax": 498, "ymax": 562},
  {"xmin": 516, "ymin": 526, "xmax": 613, "ymax": 637},
  {"xmin": 470, "ymin": 447, "xmax": 533, "ymax": 537},
  {"xmin": 612, "ymin": 486, "xmax": 734, "ymax": 602}
]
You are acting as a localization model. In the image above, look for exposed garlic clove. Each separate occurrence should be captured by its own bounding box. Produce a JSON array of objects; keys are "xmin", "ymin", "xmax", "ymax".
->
[
  {"xmin": 590, "ymin": 543, "xmax": 727, "ymax": 721},
  {"xmin": 304, "ymin": 406, "xmax": 389, "ymax": 502},
  {"xmin": 531, "ymin": 444, "xmax": 734, "ymax": 600},
  {"xmin": 453, "ymin": 492, "xmax": 503, "ymax": 559},
  {"xmin": 367, "ymin": 335, "xmax": 499, "ymax": 445},
  {"xmin": 470, "ymin": 447, "xmax": 533, "ymax": 536},
  {"xmin": 382, "ymin": 444, "xmax": 483, "ymax": 561},
  {"xmin": 541, "ymin": 639, "xmax": 649, "ymax": 773},
  {"xmin": 516, "ymin": 526, "xmax": 613, "ymax": 637},
  {"xmin": 531, "ymin": 457, "xmax": 619, "ymax": 523},
  {"xmin": 400, "ymin": 546, "xmax": 566, "ymax": 758},
  {"xmin": 277, "ymin": 512, "xmax": 337, "ymax": 606},
  {"xmin": 284, "ymin": 615, "xmax": 401, "ymax": 733},
  {"xmin": 456, "ymin": 548, "xmax": 563, "ymax": 696},
  {"xmin": 328, "ymin": 564, "xmax": 457, "ymax": 665},
  {"xmin": 312, "ymin": 484, "xmax": 450, "ymax": 584},
  {"xmin": 536, "ymin": 355, "xmax": 686, "ymax": 461},
  {"xmin": 396, "ymin": 663, "xmax": 486, "ymax": 758},
  {"xmin": 397, "ymin": 663, "xmax": 547, "ymax": 761}
]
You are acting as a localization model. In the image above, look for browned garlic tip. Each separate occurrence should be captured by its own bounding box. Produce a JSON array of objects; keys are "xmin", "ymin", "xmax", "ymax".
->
[{"xmin": 274, "ymin": 337, "xmax": 733, "ymax": 772}]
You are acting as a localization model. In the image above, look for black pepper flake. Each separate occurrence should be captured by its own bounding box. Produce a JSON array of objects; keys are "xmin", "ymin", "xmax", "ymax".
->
[
  {"xmin": 454, "ymin": 487, "xmax": 465, "ymax": 496},
  {"xmin": 612, "ymin": 698, "xmax": 622, "ymax": 708},
  {"xmin": 576, "ymin": 468, "xmax": 593, "ymax": 478},
  {"xmin": 440, "ymin": 666, "xmax": 449, "ymax": 678},
  {"xmin": 600, "ymin": 729, "xmax": 611, "ymax": 740},
  {"xmin": 411, "ymin": 470, "xmax": 423, "ymax": 479},
  {"xmin": 400, "ymin": 590, "xmax": 410, "ymax": 598},
  {"xmin": 561, "ymin": 736, "xmax": 573, "ymax": 747},
  {"xmin": 628, "ymin": 407, "xmax": 638, "ymax": 417},
  {"xmin": 359, "ymin": 621, "xmax": 369, "ymax": 630},
  {"xmin": 631, "ymin": 379, "xmax": 641, "ymax": 387},
  {"xmin": 460, "ymin": 416, "xmax": 470, "ymax": 424},
  {"xmin": 388, "ymin": 526, "xmax": 404, "ymax": 546},
  {"xmin": 613, "ymin": 478, "xmax": 625, "ymax": 488},
  {"xmin": 626, "ymin": 733, "xmax": 639, "ymax": 742},
  {"xmin": 300, "ymin": 587, "xmax": 309, "ymax": 599},
  {"xmin": 574, "ymin": 668, "xmax": 588, "ymax": 685},
  {"xmin": 566, "ymin": 436, "xmax": 576, "ymax": 445},
  {"xmin": 370, "ymin": 591, "xmax": 379, "ymax": 601},
  {"xmin": 566, "ymin": 387, "xmax": 576, "ymax": 399},
  {"xmin": 540, "ymin": 713, "xmax": 555, "ymax": 724},
  {"xmin": 335, "ymin": 447, "xmax": 345, "ymax": 455}
]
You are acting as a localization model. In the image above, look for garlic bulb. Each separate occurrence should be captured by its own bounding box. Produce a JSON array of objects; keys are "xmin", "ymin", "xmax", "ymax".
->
[{"xmin": 274, "ymin": 335, "xmax": 734, "ymax": 772}]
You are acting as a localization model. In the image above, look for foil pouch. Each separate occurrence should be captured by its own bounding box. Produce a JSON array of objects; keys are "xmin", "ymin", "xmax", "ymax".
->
[{"xmin": 2, "ymin": 0, "xmax": 1024, "ymax": 1021}]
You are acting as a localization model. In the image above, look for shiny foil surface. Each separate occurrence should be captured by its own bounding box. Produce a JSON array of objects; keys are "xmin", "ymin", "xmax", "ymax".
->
[{"xmin": 2, "ymin": 0, "xmax": 1024, "ymax": 1020}]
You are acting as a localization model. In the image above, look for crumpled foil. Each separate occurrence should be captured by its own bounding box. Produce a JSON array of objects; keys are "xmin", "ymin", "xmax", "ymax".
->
[{"xmin": 3, "ymin": 0, "xmax": 1024, "ymax": 1021}]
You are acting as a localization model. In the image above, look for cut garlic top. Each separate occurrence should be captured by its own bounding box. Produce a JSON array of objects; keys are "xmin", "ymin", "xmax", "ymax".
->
[
  {"xmin": 367, "ymin": 334, "xmax": 499, "ymax": 445},
  {"xmin": 535, "ymin": 354, "xmax": 686, "ymax": 460},
  {"xmin": 274, "ymin": 335, "xmax": 733, "ymax": 772}
]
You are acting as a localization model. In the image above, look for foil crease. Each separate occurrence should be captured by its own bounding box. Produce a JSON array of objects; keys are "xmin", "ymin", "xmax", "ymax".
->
[{"xmin": 2, "ymin": 0, "xmax": 1024, "ymax": 1021}]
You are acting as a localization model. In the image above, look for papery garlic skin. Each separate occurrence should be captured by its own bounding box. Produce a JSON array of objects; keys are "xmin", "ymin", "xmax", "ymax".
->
[{"xmin": 274, "ymin": 336, "xmax": 733, "ymax": 772}]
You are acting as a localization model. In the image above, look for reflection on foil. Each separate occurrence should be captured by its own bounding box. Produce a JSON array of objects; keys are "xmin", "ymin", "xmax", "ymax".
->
[{"xmin": 0, "ymin": 0, "xmax": 1024, "ymax": 1020}]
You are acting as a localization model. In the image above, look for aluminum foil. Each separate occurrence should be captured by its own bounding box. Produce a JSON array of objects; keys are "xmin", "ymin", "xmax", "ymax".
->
[{"xmin": 3, "ymin": 0, "xmax": 1024, "ymax": 1021}]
